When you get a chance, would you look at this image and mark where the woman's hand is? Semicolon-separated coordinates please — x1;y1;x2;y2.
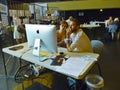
66;27;72;38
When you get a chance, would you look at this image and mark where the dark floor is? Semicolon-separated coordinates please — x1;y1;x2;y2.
99;41;120;90
0;28;120;90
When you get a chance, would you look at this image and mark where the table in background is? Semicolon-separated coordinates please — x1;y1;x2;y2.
80;24;100;28
80;24;101;39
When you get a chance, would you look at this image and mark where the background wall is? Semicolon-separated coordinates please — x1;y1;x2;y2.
7;0;120;24
48;0;120;10
62;8;120;23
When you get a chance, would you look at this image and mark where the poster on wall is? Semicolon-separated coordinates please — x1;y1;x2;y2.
29;3;47;20
0;3;8;26
1;13;8;26
29;3;59;21
0;3;7;13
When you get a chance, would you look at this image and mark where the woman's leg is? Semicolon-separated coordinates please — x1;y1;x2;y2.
111;32;114;40
117;32;120;40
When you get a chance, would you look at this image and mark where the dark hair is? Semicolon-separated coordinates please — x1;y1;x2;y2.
71;18;80;26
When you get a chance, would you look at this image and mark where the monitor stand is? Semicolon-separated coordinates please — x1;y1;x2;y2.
32;39;48;62
32;38;41;56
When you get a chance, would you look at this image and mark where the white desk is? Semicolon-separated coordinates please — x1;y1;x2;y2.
2;42;99;80
80;24;100;28
94;21;105;24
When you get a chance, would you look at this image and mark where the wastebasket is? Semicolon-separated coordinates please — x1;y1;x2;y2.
85;74;104;90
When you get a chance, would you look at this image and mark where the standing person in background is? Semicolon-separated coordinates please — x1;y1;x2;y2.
13;16;22;44
17;23;26;43
57;20;68;47
65;18;93;52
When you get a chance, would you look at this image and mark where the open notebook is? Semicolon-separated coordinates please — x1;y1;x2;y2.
56;56;96;78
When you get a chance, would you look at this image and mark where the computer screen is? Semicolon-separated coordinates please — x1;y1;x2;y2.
25;24;57;54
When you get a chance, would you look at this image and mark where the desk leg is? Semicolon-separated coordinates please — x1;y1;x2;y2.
19;58;22;69
1;52;8;76
96;61;103;77
89;61;103;77
14;58;23;83
22;81;25;90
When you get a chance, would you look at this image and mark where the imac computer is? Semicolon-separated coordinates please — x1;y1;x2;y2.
25;24;57;56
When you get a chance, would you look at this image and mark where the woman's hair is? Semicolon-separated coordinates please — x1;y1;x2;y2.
60;20;68;28
114;17;119;22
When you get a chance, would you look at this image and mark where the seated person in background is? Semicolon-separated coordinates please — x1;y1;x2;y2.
65;18;93;52
108;18;118;40
57;20;68;47
105;16;113;31
114;17;120;40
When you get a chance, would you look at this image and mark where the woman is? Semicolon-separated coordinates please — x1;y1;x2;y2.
57;20;68;47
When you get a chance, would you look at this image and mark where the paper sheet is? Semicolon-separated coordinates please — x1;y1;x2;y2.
56;56;95;77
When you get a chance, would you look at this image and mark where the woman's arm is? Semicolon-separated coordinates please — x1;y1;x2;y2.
66;30;83;52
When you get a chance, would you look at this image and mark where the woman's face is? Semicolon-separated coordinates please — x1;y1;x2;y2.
60;23;67;30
